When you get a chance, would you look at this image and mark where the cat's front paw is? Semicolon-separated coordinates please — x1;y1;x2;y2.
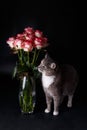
67;102;72;108
53;111;59;116
45;108;50;113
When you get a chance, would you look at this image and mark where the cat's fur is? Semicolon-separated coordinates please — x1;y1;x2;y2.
38;54;79;116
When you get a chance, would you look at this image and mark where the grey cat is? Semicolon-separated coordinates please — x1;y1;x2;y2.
38;54;79;116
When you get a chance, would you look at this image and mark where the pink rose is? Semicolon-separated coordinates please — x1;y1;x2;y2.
34;37;48;49
7;37;15;48
7;27;48;52
14;39;22;49
22;40;33;52
25;33;34;42
24;27;34;35
35;30;43;38
34;37;44;49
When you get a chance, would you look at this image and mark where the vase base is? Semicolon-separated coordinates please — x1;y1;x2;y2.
21;110;34;115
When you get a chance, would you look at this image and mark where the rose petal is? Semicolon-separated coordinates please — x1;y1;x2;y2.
35;30;43;38
24;27;34;34
7;37;15;48
22;40;33;52
14;39;22;49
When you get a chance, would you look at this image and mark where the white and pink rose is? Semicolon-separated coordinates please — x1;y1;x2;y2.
22;40;33;52
35;30;43;38
24;27;34;35
7;27;48;51
7;37;15;48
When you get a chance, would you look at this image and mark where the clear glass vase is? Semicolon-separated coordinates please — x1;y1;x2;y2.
19;75;36;114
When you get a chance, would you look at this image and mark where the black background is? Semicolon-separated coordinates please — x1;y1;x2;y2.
0;0;87;130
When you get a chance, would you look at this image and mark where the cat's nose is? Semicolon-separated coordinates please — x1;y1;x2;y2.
38;65;41;72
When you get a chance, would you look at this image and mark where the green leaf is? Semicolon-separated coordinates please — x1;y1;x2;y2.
12;65;17;78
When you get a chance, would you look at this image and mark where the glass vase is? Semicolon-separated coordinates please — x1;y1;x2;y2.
18;74;36;114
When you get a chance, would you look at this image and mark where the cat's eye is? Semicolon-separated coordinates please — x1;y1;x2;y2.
42;65;46;68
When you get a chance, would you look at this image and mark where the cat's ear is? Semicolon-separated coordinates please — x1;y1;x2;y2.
50;63;56;69
45;53;49;59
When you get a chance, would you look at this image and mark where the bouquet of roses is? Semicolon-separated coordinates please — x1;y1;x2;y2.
6;27;48;78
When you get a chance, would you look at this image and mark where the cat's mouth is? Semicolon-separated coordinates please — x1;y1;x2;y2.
38;66;42;73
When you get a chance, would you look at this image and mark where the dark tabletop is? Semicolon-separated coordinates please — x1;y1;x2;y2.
0;1;87;129
0;72;87;130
